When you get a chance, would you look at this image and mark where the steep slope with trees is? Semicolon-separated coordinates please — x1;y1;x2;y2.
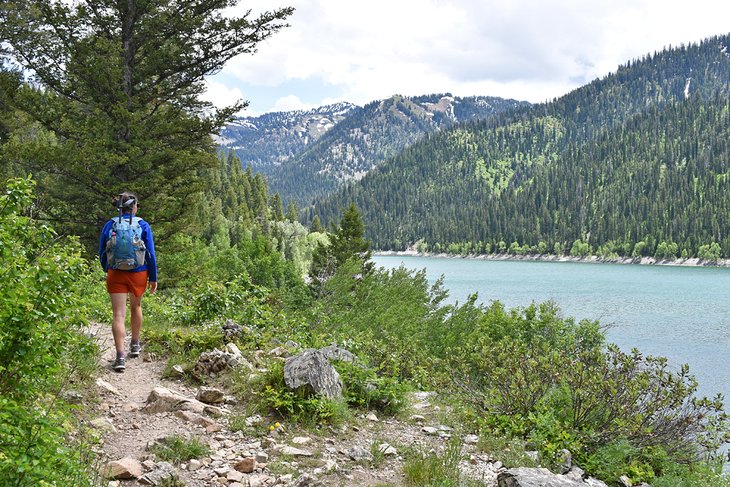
312;34;730;258
226;94;529;205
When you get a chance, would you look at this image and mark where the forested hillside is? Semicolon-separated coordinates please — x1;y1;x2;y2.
312;35;730;258
226;94;528;205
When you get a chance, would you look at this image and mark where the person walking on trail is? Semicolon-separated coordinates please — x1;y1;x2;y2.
98;191;158;372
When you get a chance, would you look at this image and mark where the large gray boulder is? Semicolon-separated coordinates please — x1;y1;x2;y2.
498;467;609;487
284;349;343;399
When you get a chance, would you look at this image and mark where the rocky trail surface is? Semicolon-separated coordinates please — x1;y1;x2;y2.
87;324;613;487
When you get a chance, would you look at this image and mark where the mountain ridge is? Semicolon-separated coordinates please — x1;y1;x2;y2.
220;93;530;204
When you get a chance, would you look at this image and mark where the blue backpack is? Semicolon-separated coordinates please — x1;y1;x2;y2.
106;215;146;270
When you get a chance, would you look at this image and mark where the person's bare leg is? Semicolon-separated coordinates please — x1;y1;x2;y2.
110;293;128;356
129;293;143;343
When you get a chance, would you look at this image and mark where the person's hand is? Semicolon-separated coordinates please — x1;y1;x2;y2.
148;281;158;294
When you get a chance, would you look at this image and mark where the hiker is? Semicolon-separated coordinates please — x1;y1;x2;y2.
98;191;158;372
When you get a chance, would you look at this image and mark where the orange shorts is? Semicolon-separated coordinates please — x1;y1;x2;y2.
106;269;149;297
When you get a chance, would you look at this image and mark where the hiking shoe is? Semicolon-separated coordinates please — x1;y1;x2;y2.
129;342;142;358
112;356;126;371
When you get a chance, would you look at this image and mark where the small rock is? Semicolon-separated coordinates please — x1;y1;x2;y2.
281;446;313;457
565;466;585;481
138;462;176;485
170;364;186;377
102;457;143;479
141;460;156;471
410;414;426;422
96;378;121;395
213;466;230;476
234;457;256;473
227;469;245;481
292;473;320;486
378;443;397;456
291;436;311;445
197;386;225;404
255;451;269;463
619;475;632;487
366;412;379;422
122;402;139;412
463;434;479;444
188;459;202;471
346;446;373;463
422;426;439;435
525;450;539;462
250;474;275;487
91;417;117;433
61;389;83;403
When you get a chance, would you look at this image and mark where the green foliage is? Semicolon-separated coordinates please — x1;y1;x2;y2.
447;301;728;478
314;263;447;383
403;436;478;487
0;177;99;485
149;435;210;463
255;361;349;426
1;1;294;247
310;203;372;293
335;360;409;415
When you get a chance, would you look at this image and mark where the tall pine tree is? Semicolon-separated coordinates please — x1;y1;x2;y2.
0;0;293;245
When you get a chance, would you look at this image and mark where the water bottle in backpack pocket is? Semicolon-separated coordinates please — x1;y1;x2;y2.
106;216;146;270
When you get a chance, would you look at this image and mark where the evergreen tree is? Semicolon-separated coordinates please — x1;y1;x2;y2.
285;198;299;222
309;215;324;233
0;0;293;245
310;203;372;294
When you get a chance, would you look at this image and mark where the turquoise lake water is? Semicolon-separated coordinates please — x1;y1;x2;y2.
372;255;730;401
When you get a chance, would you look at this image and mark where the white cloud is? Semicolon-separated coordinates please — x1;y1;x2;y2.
270;95;315;112
201;80;245;109
213;0;730;111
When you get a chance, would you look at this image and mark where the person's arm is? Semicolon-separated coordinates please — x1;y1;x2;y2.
98;220;111;270
141;220;158;285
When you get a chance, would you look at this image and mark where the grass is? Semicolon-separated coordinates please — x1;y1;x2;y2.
476;434;539;468
149;435;210;463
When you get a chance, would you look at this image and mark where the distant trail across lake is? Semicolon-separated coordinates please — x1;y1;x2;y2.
373;255;730;401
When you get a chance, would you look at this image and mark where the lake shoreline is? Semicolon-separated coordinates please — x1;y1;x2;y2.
374;250;730;268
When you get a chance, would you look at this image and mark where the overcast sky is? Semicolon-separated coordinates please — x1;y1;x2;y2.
203;0;730;116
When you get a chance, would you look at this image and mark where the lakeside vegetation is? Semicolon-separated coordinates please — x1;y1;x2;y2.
2;168;730;486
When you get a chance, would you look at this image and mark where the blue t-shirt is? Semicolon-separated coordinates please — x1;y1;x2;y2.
99;214;158;282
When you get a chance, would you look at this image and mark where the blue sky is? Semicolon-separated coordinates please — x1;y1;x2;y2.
204;0;730;116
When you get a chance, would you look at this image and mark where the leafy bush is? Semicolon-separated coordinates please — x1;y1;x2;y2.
335;359;409;416
0;177;98;485
448;301;729;478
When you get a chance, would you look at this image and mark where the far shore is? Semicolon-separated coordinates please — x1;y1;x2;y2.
373;250;730;268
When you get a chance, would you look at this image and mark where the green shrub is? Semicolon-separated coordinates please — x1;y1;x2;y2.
449;301;729;480
335;360;409;416
0;177;99;485
403;436;479;487
255;361;349;426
